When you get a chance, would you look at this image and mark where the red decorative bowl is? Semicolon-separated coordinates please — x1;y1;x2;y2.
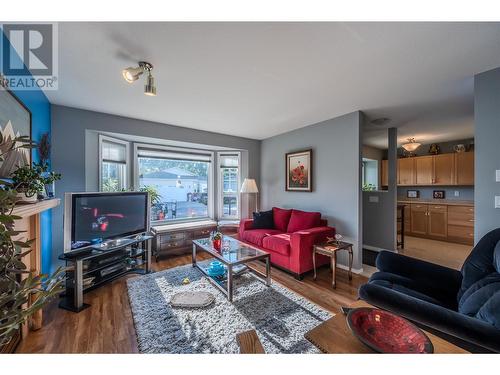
346;308;434;353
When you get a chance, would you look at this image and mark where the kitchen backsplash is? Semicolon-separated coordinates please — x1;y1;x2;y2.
397;186;474;201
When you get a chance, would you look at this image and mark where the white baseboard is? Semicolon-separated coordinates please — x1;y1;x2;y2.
363;244;396;253
336;263;364;274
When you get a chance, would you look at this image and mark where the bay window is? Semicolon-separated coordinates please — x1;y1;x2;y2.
136;146;212;223
99;136;128;192
219;153;240;219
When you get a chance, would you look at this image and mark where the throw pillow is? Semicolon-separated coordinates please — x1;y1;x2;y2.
287;209;321;233
252;210;274;229
272;207;293;232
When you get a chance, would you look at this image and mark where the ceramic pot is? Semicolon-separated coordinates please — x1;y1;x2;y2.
16;190;38;204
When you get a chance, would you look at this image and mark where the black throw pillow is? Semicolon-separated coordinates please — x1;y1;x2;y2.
252;210;274;229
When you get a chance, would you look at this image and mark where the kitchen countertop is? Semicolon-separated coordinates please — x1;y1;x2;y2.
397;199;474;206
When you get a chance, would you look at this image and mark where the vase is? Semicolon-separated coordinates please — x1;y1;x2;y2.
212;238;221;251
44;181;55;198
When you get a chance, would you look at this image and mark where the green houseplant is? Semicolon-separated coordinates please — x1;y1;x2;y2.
0;135;64;346
11;162;61;202
139;185;161;205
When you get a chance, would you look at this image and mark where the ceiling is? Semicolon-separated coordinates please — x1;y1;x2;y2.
45;22;500;145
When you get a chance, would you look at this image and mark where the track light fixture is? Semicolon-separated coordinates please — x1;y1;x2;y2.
122;61;157;96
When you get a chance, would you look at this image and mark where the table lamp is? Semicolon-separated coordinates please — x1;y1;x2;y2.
240;178;259;213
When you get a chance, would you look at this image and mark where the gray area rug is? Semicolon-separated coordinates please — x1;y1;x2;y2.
127;263;333;353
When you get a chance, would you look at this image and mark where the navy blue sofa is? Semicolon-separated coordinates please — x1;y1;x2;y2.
359;228;500;353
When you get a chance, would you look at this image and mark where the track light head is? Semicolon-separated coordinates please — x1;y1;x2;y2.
122;66;143;83
122;62;156;96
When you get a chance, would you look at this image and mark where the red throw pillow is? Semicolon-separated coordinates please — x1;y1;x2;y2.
272;207;293;232
287;209;321;233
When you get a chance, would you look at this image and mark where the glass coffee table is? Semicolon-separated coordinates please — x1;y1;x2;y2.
192;237;271;302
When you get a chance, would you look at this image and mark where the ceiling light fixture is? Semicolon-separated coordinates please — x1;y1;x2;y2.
122;61;156;96
401;137;421;152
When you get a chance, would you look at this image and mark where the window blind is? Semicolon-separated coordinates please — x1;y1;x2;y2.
102;141;127;164
137;148;212;162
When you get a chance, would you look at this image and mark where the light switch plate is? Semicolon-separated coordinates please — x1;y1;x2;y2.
496;196;500;208
369;196;379;203
496;170;500;182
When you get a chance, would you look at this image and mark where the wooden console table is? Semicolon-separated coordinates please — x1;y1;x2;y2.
305;300;468;353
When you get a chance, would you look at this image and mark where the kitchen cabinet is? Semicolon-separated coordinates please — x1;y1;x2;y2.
415;156;433;185
410;204;428;235
398;158;415;185
427;205;447;239
434;153;455;185
403;202;474;245
381;151;474;187
455;152;474;185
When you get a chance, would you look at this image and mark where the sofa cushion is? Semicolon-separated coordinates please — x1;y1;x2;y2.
459;272;500;314
369;271;450;308
262;234;291;256
287;209;321;233
252;210;274;229
476;290;500;329
242;229;283;247
459;229;500;300
272;207;292;232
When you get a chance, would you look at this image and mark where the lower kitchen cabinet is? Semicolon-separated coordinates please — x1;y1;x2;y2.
405;203;473;245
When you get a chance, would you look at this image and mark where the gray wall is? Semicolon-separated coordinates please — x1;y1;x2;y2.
260;111;363;270
363;128;397;252
474;67;500;241
51;105;261;271
362;145;384;188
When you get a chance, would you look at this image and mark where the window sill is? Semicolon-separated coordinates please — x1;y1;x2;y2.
152;219;218;233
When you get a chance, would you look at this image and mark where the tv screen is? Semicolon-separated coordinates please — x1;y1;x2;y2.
70;192;148;250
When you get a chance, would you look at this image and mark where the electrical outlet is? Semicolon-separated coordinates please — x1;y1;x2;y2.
496;196;500;208
496;170;500;182
369;196;379;203
454;191;460;197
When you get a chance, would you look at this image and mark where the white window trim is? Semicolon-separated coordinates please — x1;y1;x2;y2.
217;151;241;220
133;142;215;224
98;134;131;191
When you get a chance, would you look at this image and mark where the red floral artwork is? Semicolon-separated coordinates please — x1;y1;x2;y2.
291;163;306;185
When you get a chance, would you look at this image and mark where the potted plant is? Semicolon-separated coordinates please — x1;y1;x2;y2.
10;163;61;203
0;136;63;347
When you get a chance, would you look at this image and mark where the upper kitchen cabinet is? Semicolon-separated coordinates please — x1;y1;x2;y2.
414;156;433;185
381;151;474;187
434;153;455;185
455;151;474;185
398;158;415;185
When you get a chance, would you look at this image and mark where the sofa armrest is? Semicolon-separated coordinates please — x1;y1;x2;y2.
239;219;254;238
289;226;335;273
359;283;500;353
376;250;462;295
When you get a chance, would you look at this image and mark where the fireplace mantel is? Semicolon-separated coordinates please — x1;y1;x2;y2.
7;198;60;353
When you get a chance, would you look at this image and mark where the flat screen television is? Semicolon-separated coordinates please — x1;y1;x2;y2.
63;192;150;252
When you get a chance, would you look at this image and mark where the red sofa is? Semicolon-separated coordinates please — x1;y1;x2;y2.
239;207;335;278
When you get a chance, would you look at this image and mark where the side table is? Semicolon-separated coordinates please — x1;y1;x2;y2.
313;241;353;288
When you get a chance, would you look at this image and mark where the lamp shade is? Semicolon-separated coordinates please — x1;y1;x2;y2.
240;178;259;194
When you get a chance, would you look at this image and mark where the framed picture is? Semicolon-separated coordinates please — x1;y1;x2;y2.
433;190;445;199
285;149;312;192
0;88;32;178
407;190;419;198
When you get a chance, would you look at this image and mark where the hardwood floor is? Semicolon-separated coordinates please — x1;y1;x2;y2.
16;253;366;353
399;235;473;270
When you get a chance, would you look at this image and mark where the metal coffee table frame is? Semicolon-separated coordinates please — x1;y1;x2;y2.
192;238;271;302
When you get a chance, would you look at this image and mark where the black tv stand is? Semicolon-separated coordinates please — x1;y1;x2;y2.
58;234;154;312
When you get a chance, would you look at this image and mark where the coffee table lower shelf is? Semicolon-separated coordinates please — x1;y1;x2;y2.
192;241;271;302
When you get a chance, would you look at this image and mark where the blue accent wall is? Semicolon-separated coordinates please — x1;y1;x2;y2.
1;31;53;274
